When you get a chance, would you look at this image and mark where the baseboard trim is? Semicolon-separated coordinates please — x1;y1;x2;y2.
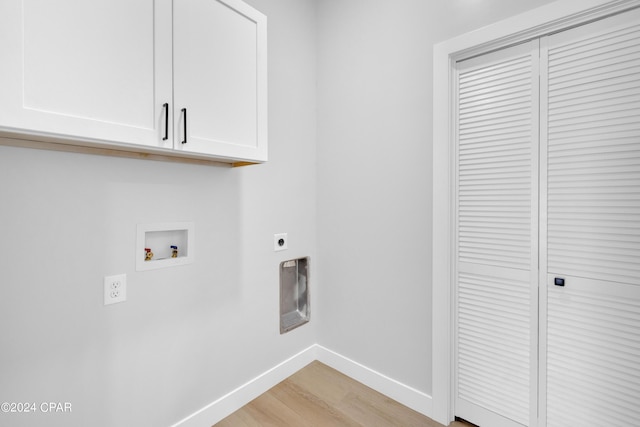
315;345;433;417
170;344;318;427
171;344;433;426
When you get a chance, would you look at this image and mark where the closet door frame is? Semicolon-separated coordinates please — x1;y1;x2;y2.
432;1;640;425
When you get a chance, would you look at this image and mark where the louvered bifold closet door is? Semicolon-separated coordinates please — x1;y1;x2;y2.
541;8;640;427
455;40;538;427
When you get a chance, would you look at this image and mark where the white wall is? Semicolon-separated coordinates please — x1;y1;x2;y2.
316;0;556;396
0;0;316;426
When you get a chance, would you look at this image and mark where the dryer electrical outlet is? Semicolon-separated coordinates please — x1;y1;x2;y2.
274;233;288;251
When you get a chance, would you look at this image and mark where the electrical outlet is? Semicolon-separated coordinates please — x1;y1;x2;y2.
274;233;288;251
104;274;127;305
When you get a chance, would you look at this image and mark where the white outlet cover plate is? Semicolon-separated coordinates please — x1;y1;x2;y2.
104;274;127;305
274;233;288;251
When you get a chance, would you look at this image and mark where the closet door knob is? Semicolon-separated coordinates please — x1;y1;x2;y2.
554;277;565;287
181;108;187;144
162;103;169;141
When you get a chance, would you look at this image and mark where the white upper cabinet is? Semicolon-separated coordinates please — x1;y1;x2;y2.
0;0;173;150
0;0;267;164
173;0;268;162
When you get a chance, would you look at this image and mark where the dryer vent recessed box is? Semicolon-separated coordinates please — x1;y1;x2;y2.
280;257;310;334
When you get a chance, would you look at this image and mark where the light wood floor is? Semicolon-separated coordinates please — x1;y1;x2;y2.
214;361;470;427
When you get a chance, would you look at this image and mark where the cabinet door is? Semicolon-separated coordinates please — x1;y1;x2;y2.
0;0;172;149
173;0;267;163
